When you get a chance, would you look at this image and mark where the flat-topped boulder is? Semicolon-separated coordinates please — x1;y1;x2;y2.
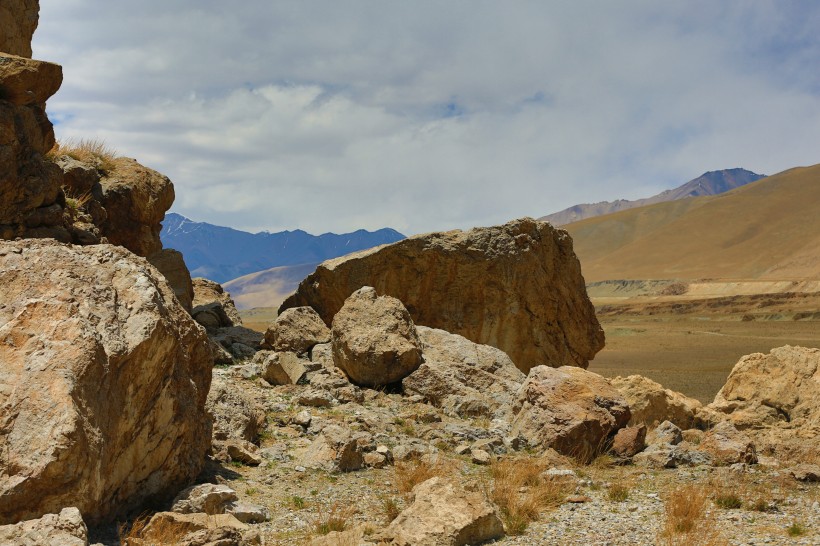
0;54;62;105
281;217;603;372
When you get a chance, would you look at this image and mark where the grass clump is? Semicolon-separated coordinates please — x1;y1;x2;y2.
312;502;354;535
382;496;401;523
659;484;728;546
713;491;743;509
607;482;630;502
489;457;569;535
787;522;807;537
118;512;190;545
48;138;118;174
393;456;457;494
288;495;306;510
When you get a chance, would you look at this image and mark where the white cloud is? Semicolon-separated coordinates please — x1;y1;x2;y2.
34;1;820;234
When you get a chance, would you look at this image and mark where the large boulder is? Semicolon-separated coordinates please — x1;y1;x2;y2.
0;0;39;58
403;326;525;420
263;306;330;354
192;278;243;329
375;477;504;546
706;346;820;436
0;507;87;546
281;217;604;372
331;287;423;387
0;53;62;106
148;248;194;313
0;240;213;524
510;365;631;460
207;375;265;443
609;375;702;429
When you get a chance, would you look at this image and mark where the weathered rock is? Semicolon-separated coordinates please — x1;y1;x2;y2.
707;346;820;435
331;287;422;387
171;483;238;515
207;376;265;442
510;365;630;461
309;342;334;369
94;157;174;256
226;502;270;524
263;306;330;354
0;507;87;546
404;326;525;420
650;421;683;446
193;278;243;329
148;248;194;312
632;442;713;469
375;477;504;546
0;54;62;105
225;440;262;466
788;463;820;482
257;350;308;385
282;217;603;372
299;424;368;472
611;425;646;458
699;422;757;465
297;388;336;408
0;241;213;524
0;0;39;57
136;512;248;546
609;375;702;429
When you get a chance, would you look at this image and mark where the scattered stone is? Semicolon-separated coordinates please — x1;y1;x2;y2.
281;217;604;372
650;421;683;446
471;449;492;465
510;365;630;460
297;389;336;408
331;287;423;387
225;440;263;466
611;425;647;458
700;422;757;465
0;507;87;546
257;351;308;385
171;484;238;515
227;502;270;524
299;425;368;472
263;306;330;354
788;464;820;483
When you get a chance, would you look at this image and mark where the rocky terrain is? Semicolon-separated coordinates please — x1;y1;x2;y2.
0;3;818;546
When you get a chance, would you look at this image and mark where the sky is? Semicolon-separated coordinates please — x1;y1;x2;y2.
34;1;820;236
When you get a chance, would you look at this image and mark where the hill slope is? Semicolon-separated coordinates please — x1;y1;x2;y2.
564;163;820;282
160;213;405;283
540;168;764;225
224;262;318;310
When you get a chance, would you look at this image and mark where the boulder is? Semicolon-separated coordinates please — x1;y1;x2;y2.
0;240;213;524
706;346;820;435
263;306;330;354
0;0;39;58
509;365;630;460
403;326;525;420
256;350;308;385
0;507;87;546
97;157;175;257
0;54;62;105
171;483;238;515
298;424;369;472
611;425;646;458
375;477;504;546
148;248;194;313
193;278;243;328
281;217;603;372
207;376;265;442
650;420;683;446
609;375;702;429
699;422;757;465
331;287;422;387
134;512;248;546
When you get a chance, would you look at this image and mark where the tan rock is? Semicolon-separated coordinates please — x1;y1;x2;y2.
510;366;631;461
788;463;820;482
281;217;603;372
257;350;308;385
171;483;238;515
148;248;194;312
0;507;87;546
707;346;820;434
403;326;525;420
609;375;702;429
263;306;330;354
225;440;262;466
331;287;422;387
0;241;213;524
193;278;243;328
0;53;62;105
97;157;175;257
299;424;367;472
376;476;504;545
207;376;265;442
699;422;757;465
0;0;39;58
611;425;646;458
135;512;248;546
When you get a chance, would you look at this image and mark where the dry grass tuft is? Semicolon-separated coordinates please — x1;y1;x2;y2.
118;513;189;545
607;482;630;502
659;484;728;546
393;456;458;494
382;496;401;523
312;501;356;536
489;457;570;535
48;138;118;174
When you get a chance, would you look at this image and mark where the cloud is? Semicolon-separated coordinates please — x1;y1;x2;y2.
34;1;820;234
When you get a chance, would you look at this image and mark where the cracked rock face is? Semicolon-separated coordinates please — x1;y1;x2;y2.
282;217;603;373
0;240;213;524
0;0;39;58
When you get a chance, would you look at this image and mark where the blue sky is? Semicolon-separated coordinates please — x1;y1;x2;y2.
34;1;820;235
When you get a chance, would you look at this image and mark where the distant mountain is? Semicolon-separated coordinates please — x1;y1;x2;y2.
564;163;820;282
224;263;317;310
540;168;765;226
160;213;405;283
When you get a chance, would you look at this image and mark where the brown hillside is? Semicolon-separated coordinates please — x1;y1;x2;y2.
565;163;820;281
223;262;316;310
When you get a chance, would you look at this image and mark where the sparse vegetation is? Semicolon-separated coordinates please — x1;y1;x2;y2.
662;484;708;535
61;186;92;222
607;482;630;502
787;522;807;537
288;495;306;510
118;512;189;545
382;496;401;523
713;491;742;509
393;457;457;494
312;501;354;535
48;138;119;175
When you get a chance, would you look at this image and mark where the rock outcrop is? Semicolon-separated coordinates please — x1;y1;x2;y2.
510;366;630;460
331;287;423;387
403;326;525;420
148;248;194;312
207;375;265;443
0;0;39;58
0;240;213;524
0;507;87;546
192;278;243;329
281;218;603;372
609;375;702;429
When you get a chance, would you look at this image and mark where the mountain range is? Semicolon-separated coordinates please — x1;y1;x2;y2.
160;213;405;283
540;168;765;225
564;163;820;281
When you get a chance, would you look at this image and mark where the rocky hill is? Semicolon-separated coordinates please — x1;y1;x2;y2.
540;168;764;226
160;212;405;283
564;163;820;282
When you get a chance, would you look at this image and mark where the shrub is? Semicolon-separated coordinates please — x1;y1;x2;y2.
787;522;807;537
312;502;354;535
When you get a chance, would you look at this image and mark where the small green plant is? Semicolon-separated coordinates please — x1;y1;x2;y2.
228;460;244;468
787;522;806;537
382;497;401;523
607;483;629;502
245;487;258;496
713;492;742;509
289;495;305;509
749;497;769;512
